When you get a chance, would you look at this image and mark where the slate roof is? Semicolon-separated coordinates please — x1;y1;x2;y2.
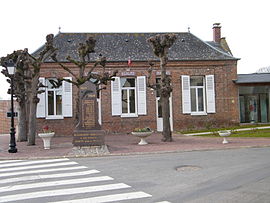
206;41;232;56
33;32;238;62
236;73;270;84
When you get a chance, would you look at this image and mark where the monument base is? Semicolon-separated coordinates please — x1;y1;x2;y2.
71;145;109;156
73;129;105;146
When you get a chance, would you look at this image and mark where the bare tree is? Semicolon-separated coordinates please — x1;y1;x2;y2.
1;49;29;142
1;34;57;145
147;34;177;142
52;36;118;126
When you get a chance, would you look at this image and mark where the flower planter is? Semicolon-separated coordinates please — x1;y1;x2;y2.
218;130;231;144
38;132;55;149
131;131;153;145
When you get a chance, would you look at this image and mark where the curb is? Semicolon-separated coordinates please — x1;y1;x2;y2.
1;145;270;160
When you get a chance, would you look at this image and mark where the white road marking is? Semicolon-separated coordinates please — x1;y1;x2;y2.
0;160;23;164
0;158;69;168
0;176;113;192
0;161;78;172
0;169;100;184
155;201;171;203
49;191;152;203
0;183;131;203
0;166;87;178
0;159;161;203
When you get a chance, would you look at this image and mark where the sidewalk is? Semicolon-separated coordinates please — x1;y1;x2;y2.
1;133;270;159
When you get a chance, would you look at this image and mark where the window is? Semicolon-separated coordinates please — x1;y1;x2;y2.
182;75;215;115
190;76;205;114
111;76;147;117
36;77;73;119
121;78;136;115
46;78;63;118
239;86;270;123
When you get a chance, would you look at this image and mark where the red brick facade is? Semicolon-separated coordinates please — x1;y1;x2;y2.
0;100;18;134
34;59;239;136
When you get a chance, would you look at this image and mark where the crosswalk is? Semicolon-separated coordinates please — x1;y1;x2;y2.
0;158;170;203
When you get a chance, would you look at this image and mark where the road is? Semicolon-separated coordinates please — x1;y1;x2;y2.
0;147;270;202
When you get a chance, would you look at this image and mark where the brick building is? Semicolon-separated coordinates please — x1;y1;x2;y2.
0;100;18;134
32;23;239;136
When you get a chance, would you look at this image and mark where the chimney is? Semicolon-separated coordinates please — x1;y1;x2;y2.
213;23;221;43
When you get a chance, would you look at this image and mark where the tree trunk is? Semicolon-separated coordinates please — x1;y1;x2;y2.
75;86;81;128
161;94;172;141
27;75;39;145
160;56;172;142
17;102;27;142
27;97;38;145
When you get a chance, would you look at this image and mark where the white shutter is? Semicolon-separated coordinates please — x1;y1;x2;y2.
111;77;121;116
206;75;216;113
137;76;147;115
181;75;191;114
36;77;46;118
63;77;73;117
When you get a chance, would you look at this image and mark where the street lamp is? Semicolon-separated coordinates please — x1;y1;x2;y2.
6;59;18;153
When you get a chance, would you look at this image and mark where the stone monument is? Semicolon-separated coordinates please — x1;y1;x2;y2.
73;81;106;153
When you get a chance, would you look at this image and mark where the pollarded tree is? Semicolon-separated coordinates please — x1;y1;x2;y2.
1;34;57;145
1;49;29;142
52;36;118;126
147;34;177;142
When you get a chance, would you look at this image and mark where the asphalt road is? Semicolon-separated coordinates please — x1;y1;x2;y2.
71;147;270;203
1;147;270;203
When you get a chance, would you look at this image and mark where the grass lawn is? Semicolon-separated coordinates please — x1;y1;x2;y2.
180;124;270;138
193;129;270;137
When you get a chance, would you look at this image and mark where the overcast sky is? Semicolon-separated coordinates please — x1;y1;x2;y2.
0;0;269;99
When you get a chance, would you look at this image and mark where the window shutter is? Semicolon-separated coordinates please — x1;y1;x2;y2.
206;75;216;113
111;77;121;115
181;75;191;114
63;77;73;117
36;77;46;118
137;76;147;115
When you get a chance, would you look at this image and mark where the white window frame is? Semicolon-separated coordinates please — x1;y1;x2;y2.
190;75;207;115
182;75;215;116
45;78;64;119
120;78;138;117
190;79;207;116
111;76;147;117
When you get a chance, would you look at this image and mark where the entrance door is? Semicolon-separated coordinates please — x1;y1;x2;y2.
156;96;173;132
247;95;258;123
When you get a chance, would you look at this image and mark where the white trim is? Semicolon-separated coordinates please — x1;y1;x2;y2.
206;75;216;113
120;114;138;118
111;77;122;116
45;115;64;120
97;97;102;125
62;77;73;117
36;77;46;118
189;76;207;115
190;86;206;114
46;79;64;118
181;75;191;114
156;95;173;132
191;112;207;116
137;76;147;115
121;79;137;115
